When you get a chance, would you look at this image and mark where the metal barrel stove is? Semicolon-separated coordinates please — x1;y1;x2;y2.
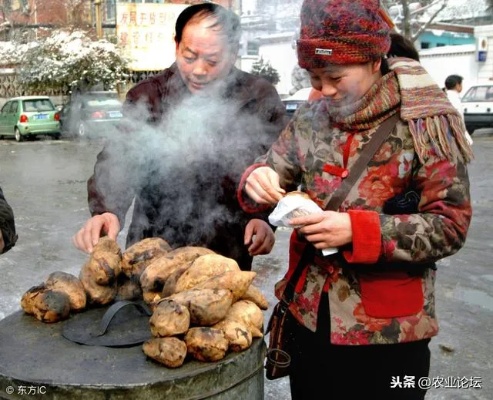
0;304;266;400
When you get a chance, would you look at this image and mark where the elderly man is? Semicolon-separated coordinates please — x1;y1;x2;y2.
73;3;288;270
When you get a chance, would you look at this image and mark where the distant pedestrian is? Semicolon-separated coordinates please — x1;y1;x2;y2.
445;74;473;144
0;186;17;254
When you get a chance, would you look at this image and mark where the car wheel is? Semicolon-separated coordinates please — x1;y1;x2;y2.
14;128;23;142
53;133;61;140
78;122;87;138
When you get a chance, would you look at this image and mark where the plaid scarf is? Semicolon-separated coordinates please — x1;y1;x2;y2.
390;57;473;164
327;57;473;164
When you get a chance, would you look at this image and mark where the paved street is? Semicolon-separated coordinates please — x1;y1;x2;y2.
0;130;492;399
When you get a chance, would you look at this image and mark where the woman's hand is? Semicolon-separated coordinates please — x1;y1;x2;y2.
245;166;285;205
290;211;353;250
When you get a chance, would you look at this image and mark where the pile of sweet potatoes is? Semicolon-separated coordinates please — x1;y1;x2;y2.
20;236;269;367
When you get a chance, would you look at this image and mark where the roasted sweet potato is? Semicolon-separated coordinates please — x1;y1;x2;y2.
194;270;256;302
140;246;214;293
160;261;194;298
240;283;269;310
149;299;190;337
143;290;162;306
20;283;46;315
121;237;172;279
92;236;122;257
223;300;264;338
173;254;240;294
185;327;229;362
83;251;121;286
116;275;143;302
165;288;234;326
78;237;123;306
213;319;252;352
21;285;71;323
143;337;188;368
45;271;87;312
79;261;117;305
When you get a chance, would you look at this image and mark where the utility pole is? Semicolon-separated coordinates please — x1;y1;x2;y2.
93;0;103;39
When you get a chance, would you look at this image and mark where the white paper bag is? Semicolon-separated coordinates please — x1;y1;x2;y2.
268;195;338;256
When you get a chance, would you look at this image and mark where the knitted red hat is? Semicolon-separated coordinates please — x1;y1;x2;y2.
297;0;391;68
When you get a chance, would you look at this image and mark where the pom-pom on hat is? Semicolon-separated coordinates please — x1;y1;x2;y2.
297;0;392;69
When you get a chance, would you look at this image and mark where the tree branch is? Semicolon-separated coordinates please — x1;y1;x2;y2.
411;1;448;42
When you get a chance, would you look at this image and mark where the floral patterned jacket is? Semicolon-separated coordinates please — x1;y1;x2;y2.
238;98;472;345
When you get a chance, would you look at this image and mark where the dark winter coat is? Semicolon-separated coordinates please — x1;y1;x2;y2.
0;186;17;254
88;63;288;270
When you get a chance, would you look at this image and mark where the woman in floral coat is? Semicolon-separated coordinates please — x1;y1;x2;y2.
237;1;473;399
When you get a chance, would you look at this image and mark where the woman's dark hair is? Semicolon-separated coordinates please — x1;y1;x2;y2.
445;74;463;90
174;3;241;49
381;33;420;75
388;33;420;61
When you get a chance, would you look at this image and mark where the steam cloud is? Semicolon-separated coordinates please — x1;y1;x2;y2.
97;82;275;248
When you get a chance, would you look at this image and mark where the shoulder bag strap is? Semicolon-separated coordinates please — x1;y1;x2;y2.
325;112;400;211
280;244;315;304
281;113;400;303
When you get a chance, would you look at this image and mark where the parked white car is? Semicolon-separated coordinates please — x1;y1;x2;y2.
461;84;493;134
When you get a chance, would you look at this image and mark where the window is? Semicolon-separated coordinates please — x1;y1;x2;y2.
86;99;121;107
1;102;12;113
486;87;493;100
105;0;116;21
247;41;260;56
23;102;37;112
23;99;55;112
462;86;493;102
421;42;430;49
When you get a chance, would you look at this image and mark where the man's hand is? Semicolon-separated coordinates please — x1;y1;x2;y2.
245;166;285;205
244;219;275;256
72;212;121;253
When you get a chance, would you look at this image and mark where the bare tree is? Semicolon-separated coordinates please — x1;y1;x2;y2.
64;0;92;31
383;0;448;42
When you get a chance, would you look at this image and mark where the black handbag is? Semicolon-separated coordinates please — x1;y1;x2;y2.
265;246;314;380
382;188;420;215
264;114;400;380
264;301;296;379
